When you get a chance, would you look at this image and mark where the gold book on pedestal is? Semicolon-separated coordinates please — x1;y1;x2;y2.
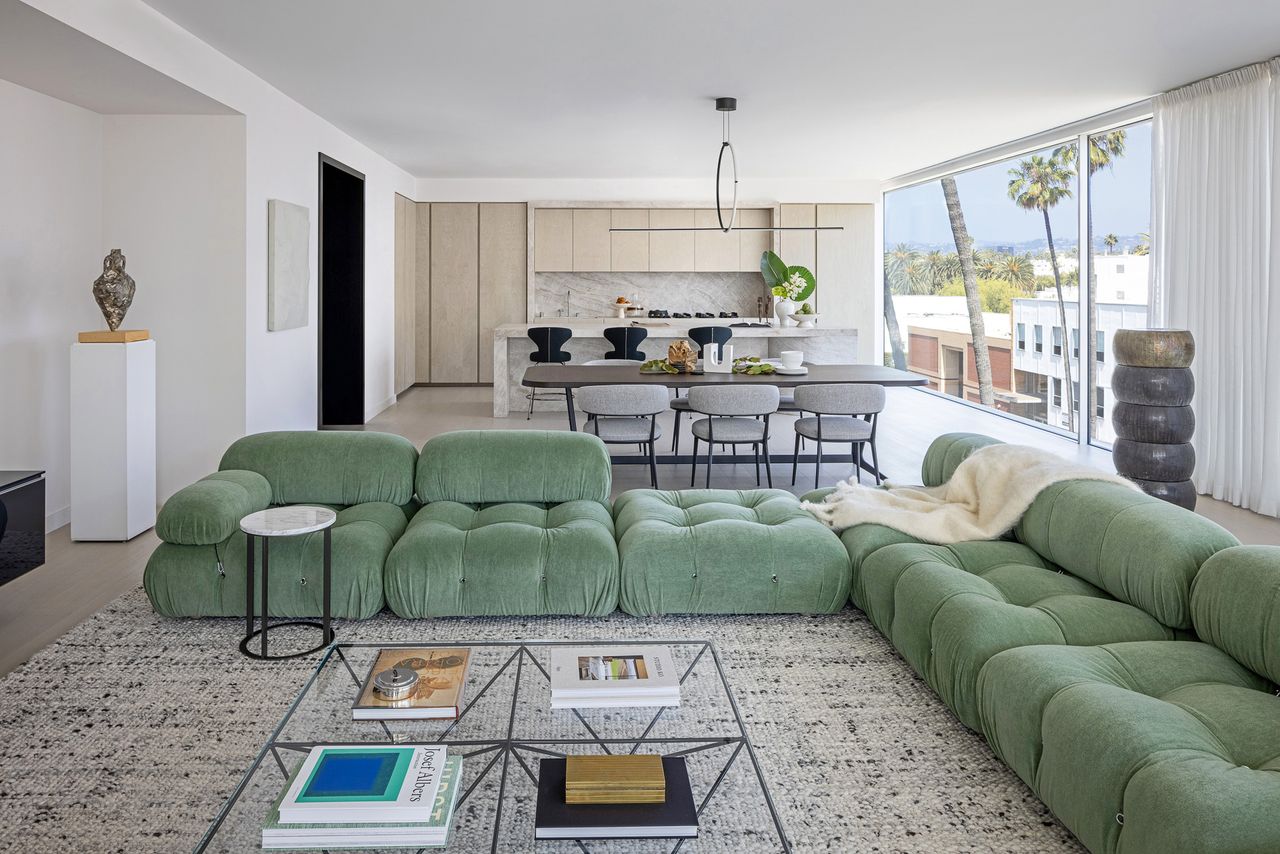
564;754;666;804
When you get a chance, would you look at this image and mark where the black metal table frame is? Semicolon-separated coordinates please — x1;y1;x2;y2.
240;526;334;660
196;639;792;853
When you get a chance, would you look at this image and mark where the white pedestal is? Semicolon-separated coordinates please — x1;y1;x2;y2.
70;340;156;540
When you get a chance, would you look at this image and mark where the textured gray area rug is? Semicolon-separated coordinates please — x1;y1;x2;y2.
0;590;1084;853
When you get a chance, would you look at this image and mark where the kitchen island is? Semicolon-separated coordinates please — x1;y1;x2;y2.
493;320;858;416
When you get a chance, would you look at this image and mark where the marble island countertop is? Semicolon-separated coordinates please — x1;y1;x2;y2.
494;320;855;338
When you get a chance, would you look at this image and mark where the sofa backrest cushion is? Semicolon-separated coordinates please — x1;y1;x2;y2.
1191;545;1280;684
1016;479;1239;630
921;433;1005;487
219;430;418;506
156;469;272;545
417;430;611;505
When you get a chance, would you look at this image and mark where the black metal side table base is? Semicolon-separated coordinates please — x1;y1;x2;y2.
239;622;334;661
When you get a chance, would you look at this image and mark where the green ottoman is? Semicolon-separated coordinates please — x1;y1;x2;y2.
614;489;851;615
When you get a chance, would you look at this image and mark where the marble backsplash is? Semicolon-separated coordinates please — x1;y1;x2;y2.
535;271;769;320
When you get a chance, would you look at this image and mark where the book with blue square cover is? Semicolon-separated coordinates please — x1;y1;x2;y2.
278;745;446;824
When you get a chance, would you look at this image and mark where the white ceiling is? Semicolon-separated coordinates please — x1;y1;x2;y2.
0;0;233;115
139;0;1280;180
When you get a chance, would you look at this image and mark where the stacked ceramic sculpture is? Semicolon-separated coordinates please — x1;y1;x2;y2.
1110;329;1197;509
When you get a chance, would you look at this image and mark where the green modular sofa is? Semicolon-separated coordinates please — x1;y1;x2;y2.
144;431;418;619
383;430;619;618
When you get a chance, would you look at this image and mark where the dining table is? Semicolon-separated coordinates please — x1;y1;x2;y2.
521;363;929;477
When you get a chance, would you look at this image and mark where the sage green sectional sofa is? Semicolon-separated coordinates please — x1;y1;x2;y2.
145;427;1280;853
144;431;418;620
384;430;619;618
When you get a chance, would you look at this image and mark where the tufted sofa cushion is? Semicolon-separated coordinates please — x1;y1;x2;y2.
1191;545;1280;684
856;539;1175;729
976;641;1280;854
416;430;611;505
613;489;850;615
155;469;272;545
144;501;408;620
1014;479;1237;629
383;500;618;618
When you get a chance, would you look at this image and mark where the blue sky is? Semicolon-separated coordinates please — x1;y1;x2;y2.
885;121;1151;249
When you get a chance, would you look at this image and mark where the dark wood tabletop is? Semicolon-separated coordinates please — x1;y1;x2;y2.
522;363;929;389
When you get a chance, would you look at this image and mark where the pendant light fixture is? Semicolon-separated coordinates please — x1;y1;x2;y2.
609;97;843;234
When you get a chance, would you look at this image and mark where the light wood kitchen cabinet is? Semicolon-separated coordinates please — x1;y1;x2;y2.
817;203;875;363
736;207;773;272
393;194;417;394
534;208;573;271
780;204;817;272
413;202;431;383
610;209;649;271
572;209;612;271
479;203;528;382
694;209;739;272
430;203;480;383
648;209;696;271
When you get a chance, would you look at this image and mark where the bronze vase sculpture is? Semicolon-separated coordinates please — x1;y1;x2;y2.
92;249;136;332
1110;329;1196;509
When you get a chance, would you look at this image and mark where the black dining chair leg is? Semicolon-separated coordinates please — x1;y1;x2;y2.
855;443;863;484
870;439;881;485
527;390;536;420
753;444;761;486
705;440;714;489
764;441;774;488
689;437;699;487
649;441;659;489
672;410;682;454
814;439;823;490
790;432;801;486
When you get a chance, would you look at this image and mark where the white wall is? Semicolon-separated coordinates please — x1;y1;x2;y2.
101;114;247;500
25;0;418;428
0;80;103;528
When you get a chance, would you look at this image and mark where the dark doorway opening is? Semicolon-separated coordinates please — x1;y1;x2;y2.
318;154;365;427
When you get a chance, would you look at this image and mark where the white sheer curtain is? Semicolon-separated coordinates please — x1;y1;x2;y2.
1152;59;1280;517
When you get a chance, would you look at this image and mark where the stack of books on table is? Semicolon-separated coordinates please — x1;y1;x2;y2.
261;744;462;850
350;647;472;720
548;646;680;709
535;755;698;840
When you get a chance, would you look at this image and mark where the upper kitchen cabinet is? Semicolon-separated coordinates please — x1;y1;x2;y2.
694;209;739;271
780;204;817;271
572;208;612;271
736;207;772;272
534;208;573;271
610;209;649;271
648;209;696;271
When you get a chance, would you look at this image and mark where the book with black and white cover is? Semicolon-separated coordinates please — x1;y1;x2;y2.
549;646;680;707
534;756;698;839
277;744;447;825
262;754;463;849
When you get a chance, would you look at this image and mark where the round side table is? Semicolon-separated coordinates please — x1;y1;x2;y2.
239;505;337;660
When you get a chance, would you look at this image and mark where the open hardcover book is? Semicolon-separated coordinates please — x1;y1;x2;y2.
352;647;472;720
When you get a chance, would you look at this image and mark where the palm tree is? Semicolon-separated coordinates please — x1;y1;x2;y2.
974;248;1000;280
1103;233;1118;254
995;254;1036;290
941;176;995;406
921;250;959;293
882;245;918;369
1009;151;1077;429
1057;130;1127;435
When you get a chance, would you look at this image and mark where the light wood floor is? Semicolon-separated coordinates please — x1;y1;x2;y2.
4;385;1277;677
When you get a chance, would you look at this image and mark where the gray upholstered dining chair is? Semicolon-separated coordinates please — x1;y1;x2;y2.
790;384;885;488
576;384;669;488
687;385;780;488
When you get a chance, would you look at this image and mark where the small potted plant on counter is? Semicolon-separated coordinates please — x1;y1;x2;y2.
760;250;815;327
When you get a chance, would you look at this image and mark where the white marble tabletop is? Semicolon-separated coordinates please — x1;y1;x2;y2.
240;505;337;537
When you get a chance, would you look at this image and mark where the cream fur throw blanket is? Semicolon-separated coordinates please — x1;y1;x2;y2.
802;443;1136;543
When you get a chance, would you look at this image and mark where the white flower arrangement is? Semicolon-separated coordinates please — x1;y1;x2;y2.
773;271;807;301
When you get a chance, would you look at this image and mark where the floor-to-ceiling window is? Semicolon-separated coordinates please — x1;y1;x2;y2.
883;116;1152;445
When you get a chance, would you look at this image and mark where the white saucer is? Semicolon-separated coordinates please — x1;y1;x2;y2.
774;366;808;375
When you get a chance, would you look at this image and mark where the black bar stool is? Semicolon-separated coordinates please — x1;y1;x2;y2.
672;326;735;455
527;327;572;419
603;326;648;361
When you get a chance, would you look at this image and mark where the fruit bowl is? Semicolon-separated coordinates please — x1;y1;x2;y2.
789;313;820;328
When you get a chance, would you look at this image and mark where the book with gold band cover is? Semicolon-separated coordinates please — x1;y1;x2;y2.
352;647;472;720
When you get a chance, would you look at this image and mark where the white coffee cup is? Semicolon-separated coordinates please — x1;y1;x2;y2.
779;350;803;369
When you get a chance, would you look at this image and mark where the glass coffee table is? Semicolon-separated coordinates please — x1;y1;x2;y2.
196;640;792;852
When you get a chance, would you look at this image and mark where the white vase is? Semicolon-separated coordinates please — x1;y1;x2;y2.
774;298;798;327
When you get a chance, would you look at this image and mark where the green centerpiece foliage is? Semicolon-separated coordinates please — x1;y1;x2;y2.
761;250;816;301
